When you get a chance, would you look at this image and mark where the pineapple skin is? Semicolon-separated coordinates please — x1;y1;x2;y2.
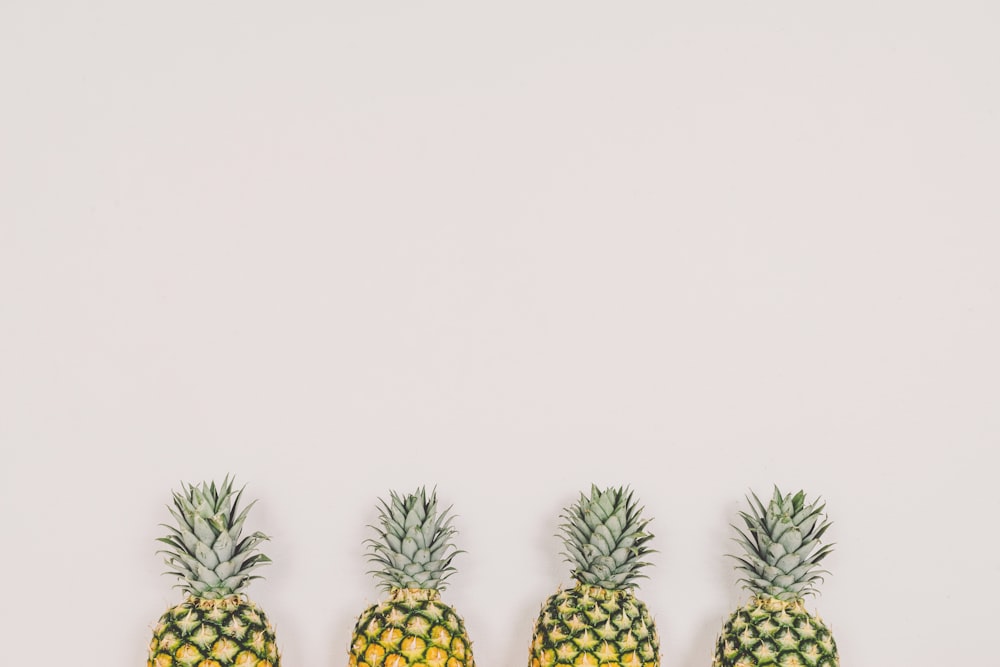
149;596;280;667
349;588;474;667
530;584;659;667
713;598;838;667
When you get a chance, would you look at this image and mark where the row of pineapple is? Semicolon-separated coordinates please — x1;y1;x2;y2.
148;479;840;667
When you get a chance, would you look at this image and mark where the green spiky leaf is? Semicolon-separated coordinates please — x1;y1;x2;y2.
559;485;654;591
728;486;833;602
157;475;271;599
366;487;462;592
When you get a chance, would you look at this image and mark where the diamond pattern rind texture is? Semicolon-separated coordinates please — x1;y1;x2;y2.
348;590;474;667
148;596;280;667
530;585;660;667
712;598;839;667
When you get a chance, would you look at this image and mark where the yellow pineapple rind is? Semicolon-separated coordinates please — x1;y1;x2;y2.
530;585;659;667
349;588;474;667
712;598;838;667
148;596;280;667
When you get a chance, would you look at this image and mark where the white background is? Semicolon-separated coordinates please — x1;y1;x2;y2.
1;2;998;666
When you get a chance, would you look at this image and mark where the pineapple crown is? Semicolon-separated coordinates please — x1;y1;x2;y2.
730;486;834;602
157;475;272;599
559;484;654;591
366;487;461;592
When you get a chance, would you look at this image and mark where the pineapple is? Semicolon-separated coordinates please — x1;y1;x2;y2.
713;487;838;667
348;488;475;667
529;485;660;667
149;477;280;667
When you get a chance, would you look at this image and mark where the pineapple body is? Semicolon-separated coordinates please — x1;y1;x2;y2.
713;598;837;667
150;477;280;667
149;596;279;667
530;486;659;667
350;588;473;667
714;488;839;667
531;585;658;667
351;489;474;667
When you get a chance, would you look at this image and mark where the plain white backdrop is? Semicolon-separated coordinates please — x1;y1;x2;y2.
1;2;998;666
